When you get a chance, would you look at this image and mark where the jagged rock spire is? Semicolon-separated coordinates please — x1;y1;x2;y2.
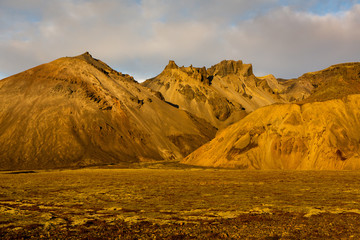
164;60;179;70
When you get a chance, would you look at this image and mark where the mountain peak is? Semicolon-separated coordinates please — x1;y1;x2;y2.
208;60;253;77
76;51;99;63
81;51;92;57
164;60;179;70
73;51;117;76
75;51;97;62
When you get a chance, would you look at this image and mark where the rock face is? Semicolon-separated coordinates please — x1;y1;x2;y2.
182;94;360;170
0;53;216;170
142;60;283;129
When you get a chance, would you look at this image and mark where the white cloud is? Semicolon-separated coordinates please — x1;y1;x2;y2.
223;5;360;77
0;0;360;80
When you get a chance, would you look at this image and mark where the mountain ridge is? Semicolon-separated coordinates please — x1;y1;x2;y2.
1;53;360;170
142;59;283;129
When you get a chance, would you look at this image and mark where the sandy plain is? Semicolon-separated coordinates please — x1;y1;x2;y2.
1;163;360;239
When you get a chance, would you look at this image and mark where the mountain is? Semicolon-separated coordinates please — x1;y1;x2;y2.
142;60;284;129
0;52;216;170
182;62;360;170
182;94;360;170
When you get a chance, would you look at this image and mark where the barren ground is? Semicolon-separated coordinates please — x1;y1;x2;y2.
1;163;360;239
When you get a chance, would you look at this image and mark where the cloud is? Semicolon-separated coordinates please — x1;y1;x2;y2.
224;4;360;77
0;0;360;81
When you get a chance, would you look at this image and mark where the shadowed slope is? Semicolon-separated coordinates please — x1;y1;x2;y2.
142;60;284;129
0;53;216;170
182;94;360;170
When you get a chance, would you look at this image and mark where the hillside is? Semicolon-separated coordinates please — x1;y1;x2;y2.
261;62;360;102
297;62;360;102
0;53;216;170
182;94;360;170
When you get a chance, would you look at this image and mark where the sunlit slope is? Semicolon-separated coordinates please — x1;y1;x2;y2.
143;60;284;129
260;62;360;103
0;53;216;170
182;94;360;170
298;62;360;103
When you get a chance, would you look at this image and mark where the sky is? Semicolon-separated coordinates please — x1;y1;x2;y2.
1;0;360;81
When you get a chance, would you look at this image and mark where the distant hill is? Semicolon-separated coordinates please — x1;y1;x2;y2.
0;52;216;170
261;62;360;103
296;62;360;102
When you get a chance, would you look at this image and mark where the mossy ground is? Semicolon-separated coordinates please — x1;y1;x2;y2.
1;166;360;239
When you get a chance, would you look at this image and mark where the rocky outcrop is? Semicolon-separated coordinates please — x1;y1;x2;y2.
164;60;179;70
182;94;360;170
142;60;283;129
0;53;216;170
207;60;253;77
